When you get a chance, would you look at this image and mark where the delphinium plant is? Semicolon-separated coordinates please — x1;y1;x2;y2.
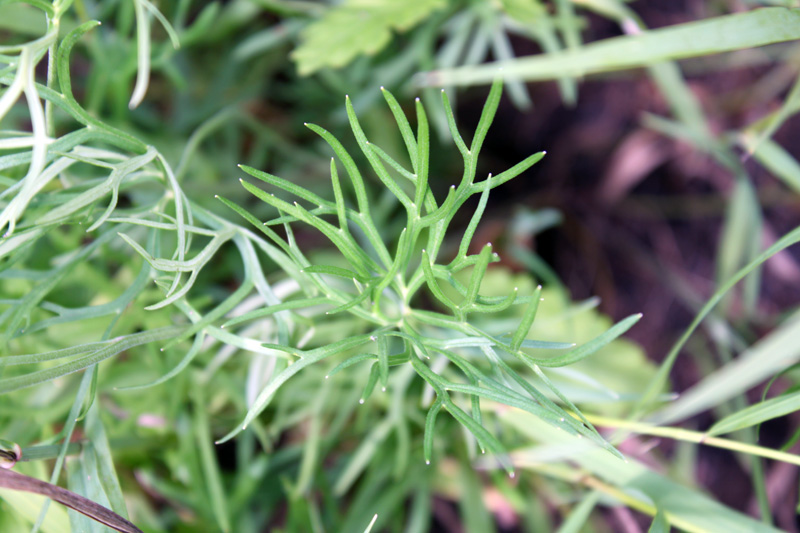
5;1;800;532
215;77;643;462
0;2;642;530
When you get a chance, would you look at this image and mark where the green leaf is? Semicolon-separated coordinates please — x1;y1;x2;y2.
85;405;128;520
648;509;669;533
222;297;331;328
217;333;379;443
643;225;800;422
423;398;444;465
302;264;368;283
556;491;601;533
0;326;185;394
191;380;230;532
526;313;642;368
708;389;800;436
501;409;783;533
420;8;800;86
291;0;447;75
511;284;542;352
741;135;800;194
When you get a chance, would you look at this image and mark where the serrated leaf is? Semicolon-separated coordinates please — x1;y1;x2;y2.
292;0;446;75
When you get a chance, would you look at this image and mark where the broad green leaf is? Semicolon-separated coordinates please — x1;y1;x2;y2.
292;0;447;75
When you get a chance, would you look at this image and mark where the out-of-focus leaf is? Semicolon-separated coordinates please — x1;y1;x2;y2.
740;135;800;194
556;491;600;533
654;309;800;425
648;509;669;533
419;8;800;86
501;408;782;533
292;0;446;75
708;389;800;436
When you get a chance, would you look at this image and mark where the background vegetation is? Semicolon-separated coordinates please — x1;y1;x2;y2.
2;1;800;532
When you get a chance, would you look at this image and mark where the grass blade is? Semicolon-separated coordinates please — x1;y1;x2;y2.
420;8;800;86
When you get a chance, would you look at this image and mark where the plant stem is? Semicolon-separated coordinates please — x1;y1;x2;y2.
586;413;800;467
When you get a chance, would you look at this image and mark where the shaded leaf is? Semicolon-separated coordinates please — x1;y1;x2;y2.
292;0;446;75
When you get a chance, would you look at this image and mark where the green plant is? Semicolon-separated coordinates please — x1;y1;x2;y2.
4;1;800;532
215;78;642;462
0;2;641;529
